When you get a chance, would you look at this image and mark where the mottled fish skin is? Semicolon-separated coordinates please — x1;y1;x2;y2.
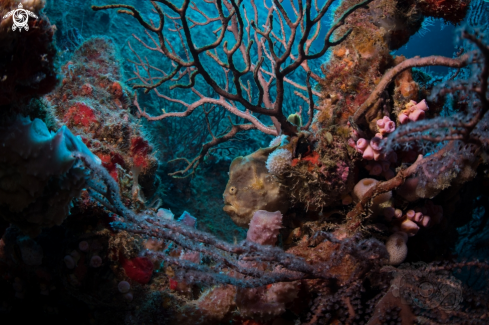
223;147;289;228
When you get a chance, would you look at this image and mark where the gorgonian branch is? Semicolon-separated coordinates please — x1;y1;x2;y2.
345;155;424;234
380;32;489;152
77;150;389;287
167;117;255;178
93;0;371;138
353;52;474;123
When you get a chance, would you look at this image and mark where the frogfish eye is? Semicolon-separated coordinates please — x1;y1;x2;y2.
229;186;237;195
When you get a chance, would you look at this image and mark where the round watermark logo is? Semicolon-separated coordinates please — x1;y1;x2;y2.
391;261;463;311
2;3;38;32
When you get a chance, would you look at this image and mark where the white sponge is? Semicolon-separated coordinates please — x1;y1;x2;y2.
266;148;292;175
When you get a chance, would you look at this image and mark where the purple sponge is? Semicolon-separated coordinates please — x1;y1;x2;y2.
246;210;283;246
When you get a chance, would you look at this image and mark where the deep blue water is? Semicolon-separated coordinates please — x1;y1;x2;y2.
396;19;457;75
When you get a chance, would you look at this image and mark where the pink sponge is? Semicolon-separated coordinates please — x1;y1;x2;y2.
399;99;429;124
376;116;396;135
246;210;283;246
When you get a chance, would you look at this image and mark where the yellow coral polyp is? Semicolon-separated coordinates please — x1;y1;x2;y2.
405;100;416;110
401;100;418;115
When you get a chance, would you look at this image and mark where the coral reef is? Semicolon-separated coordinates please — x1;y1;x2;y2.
44;37;158;202
0;35;162;324
315;0;421;130
1;0;489;324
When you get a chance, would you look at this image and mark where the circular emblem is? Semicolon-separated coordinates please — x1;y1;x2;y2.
391;262;464;311
2;3;38;32
12;7;29;31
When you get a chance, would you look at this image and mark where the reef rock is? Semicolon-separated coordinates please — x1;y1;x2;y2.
45;37;158;203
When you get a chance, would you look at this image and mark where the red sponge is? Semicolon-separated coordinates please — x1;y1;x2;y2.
121;257;154;284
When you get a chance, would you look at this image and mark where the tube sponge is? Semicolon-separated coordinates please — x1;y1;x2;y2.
0;116;100;236
352;178;392;213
